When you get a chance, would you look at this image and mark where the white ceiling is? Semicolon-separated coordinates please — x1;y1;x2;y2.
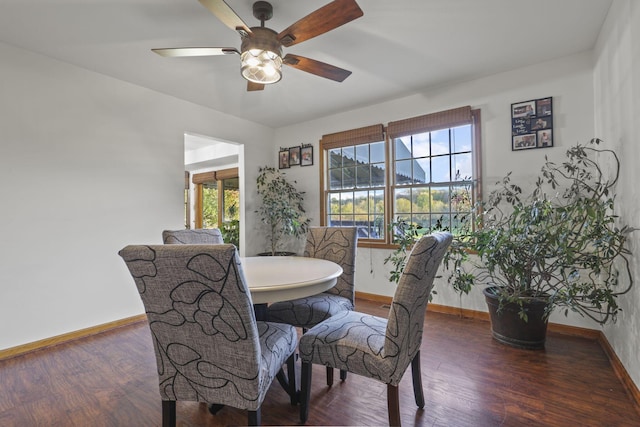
0;0;612;129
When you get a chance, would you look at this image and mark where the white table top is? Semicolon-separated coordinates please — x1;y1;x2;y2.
240;256;343;304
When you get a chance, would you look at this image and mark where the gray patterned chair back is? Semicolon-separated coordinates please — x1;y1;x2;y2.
384;232;452;381
118;244;264;409
303;227;357;302
297;232;453;425
162;228;224;244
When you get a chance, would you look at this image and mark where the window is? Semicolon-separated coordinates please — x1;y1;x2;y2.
321;124;386;240
201;181;219;228
327;141;386;239
392;124;474;232
320;107;481;246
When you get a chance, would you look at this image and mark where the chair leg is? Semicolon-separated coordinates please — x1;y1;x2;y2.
387;384;401;427
300;361;312;424
326;366;334;386
208;403;225;415
275;368;288;391
411;351;425;408
286;353;297;405
327;367;347;384
248;408;261;426
162;400;176;427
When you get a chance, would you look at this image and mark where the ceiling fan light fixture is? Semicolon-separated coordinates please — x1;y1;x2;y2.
241;49;282;84
240;27;283;84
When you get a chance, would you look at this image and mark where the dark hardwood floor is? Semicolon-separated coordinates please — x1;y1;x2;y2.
1;298;638;426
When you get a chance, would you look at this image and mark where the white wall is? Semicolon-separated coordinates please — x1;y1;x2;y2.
0;42;273;350
276;51;599;329
594;0;640;391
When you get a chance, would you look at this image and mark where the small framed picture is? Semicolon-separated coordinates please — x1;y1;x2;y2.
289;146;301;166
279;149;290;169
511;100;536;118
301;146;313;166
537;129;553;148
536;97;552;116
513;134;537;150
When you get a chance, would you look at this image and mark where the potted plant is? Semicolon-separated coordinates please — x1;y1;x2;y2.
384;218;448;290
444;138;634;349
256;166;311;256
221;219;240;248
221;202;240;249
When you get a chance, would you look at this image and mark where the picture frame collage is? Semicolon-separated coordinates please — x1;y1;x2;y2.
511;97;553;151
279;144;313;169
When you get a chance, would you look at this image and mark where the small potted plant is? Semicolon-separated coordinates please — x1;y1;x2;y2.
256;166;311;256
220;201;240;248
444;138;634;349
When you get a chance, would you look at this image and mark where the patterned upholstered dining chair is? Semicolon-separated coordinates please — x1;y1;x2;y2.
267;226;357;385
298;232;453;427
118;244;298;426
162;228;224;244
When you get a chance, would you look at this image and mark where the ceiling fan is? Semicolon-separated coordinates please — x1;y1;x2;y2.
152;0;364;91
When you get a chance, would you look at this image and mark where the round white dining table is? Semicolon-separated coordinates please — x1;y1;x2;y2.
240;256;343;305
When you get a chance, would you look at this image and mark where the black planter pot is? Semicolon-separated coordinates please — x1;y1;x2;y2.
483;286;549;350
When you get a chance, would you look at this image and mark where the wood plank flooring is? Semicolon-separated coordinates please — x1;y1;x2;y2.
1;298;638;426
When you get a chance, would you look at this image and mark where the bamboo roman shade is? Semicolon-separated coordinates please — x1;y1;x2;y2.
192;171;216;185
191;167;238;185
320;124;385;149
387;106;472;139
214;167;238;180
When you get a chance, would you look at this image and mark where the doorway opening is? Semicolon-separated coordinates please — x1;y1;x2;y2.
193;168;240;248
184;133;244;251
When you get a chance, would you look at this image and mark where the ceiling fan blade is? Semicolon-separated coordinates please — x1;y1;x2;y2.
152;47;239;57
198;0;252;37
247;81;265;91
277;0;363;47
283;54;352;82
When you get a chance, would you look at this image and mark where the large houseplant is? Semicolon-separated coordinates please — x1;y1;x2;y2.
256;166;311;256
444;138;634;348
386;139;634;348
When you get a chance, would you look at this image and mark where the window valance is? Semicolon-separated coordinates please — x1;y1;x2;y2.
320;124;385;149
387;106;472;139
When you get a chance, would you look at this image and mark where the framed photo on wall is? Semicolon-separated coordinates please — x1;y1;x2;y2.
511;100;536;118
301;145;313;166
289;146;301;166
279;149;290;169
511;97;553;151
